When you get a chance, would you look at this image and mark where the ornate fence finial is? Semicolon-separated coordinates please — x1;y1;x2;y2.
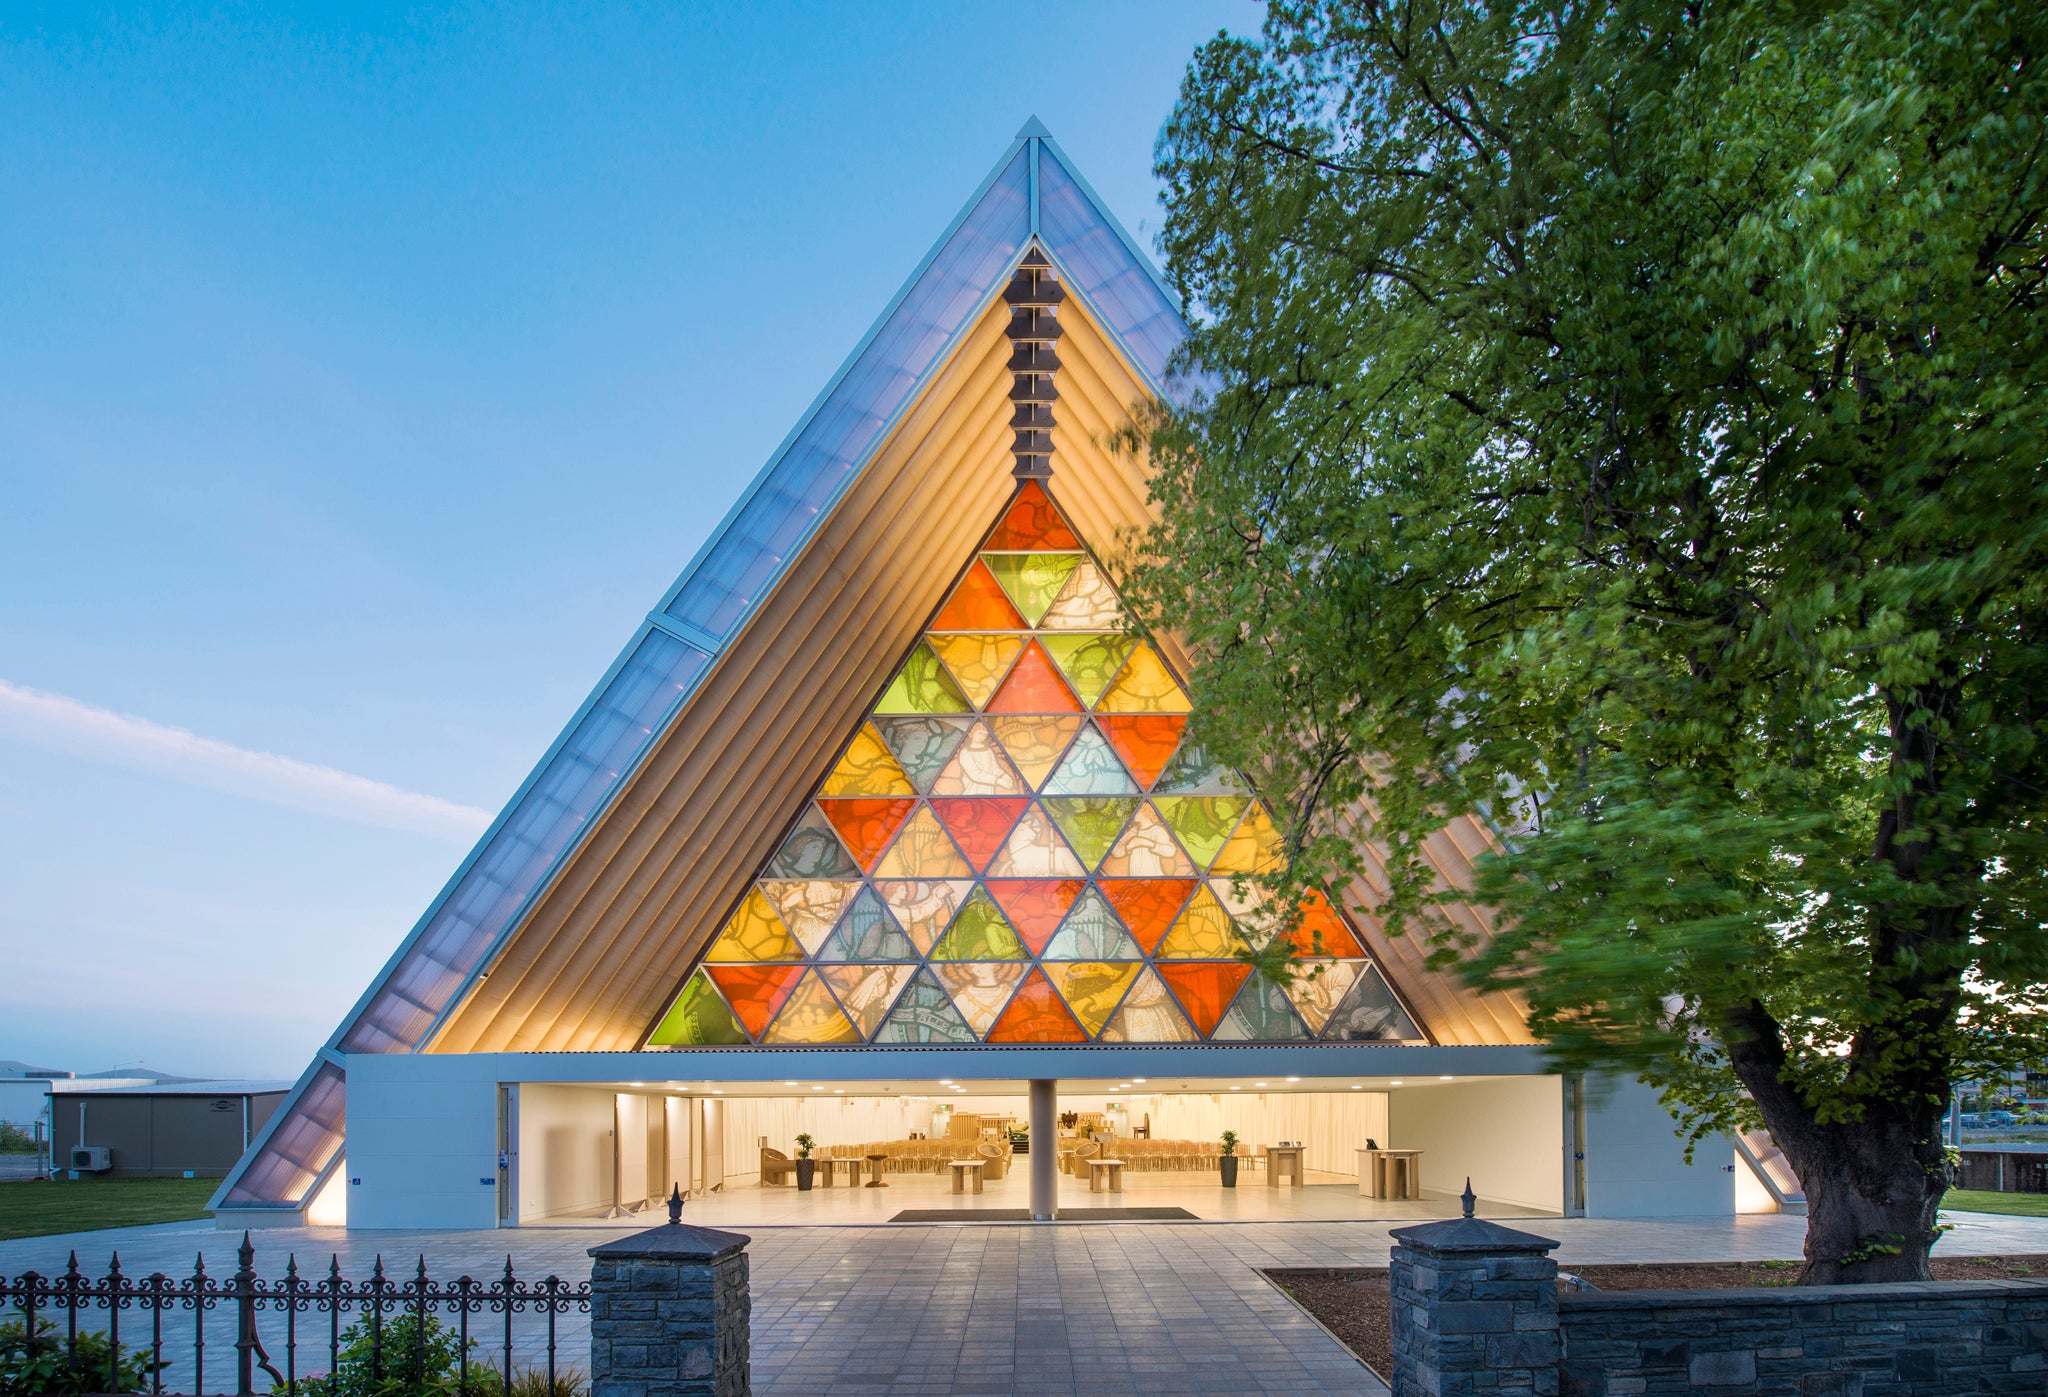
667;1182;684;1225
1462;1177;1476;1218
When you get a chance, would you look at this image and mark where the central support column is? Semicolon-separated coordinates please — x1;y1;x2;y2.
1028;1078;1057;1220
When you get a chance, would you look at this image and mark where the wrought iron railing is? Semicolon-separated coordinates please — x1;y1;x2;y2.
1;1233;590;1396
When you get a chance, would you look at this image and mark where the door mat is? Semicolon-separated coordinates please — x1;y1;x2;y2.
889;1207;1198;1223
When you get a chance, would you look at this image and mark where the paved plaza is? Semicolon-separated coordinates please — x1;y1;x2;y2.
7;1207;2048;1395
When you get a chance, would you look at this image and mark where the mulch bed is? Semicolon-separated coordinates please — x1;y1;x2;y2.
1263;1255;2048;1382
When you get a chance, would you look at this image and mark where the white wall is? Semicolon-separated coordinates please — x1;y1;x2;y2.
1140;1092;1390;1175
517;1083;615;1222
346;1063;499;1229
1387;1076;1563;1213
615;1094;648;1207
716;1095;929;1182
1581;1073;1733;1218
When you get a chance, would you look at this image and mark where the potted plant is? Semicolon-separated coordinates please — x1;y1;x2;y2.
1219;1131;1240;1188
794;1134;816;1191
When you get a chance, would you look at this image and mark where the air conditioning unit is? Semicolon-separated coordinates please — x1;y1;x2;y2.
70;1146;111;1172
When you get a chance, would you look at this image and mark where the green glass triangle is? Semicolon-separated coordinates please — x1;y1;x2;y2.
983;553;1083;626
928;886;1028;961
1042;886;1143;960
873;967;978;1043
816;887;920;961
1041;797;1141;871
871;716;974;793
647;970;748;1046
1153;796;1251;870
1040;634;1137;708
874;640;972;714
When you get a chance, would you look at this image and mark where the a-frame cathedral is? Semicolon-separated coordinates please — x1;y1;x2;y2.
213;124;1768;1228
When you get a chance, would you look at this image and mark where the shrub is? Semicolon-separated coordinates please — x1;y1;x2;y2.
0;1122;36;1156
0;1315;166;1395
282;1313;586;1397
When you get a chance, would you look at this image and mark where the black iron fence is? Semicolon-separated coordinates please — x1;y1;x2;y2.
1;1233;590;1396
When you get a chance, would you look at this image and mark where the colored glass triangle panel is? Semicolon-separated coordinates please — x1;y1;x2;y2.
1322;964;1424;1042
929;797;1031;873
1046;961;1141;1038
874;640;972;714
704;888;803;963
928;886;1027;961
986;641;1081;714
766;806;862;880
983;553;1083;626
1039;634;1136;709
1213;976;1314;1041
985;480;1080;549
931;559;1029;631
871;716;974;794
647;970;748;1046
987;715;1084;789
1283;959;1361;1035
704;963;805;1038
1211;801;1286;876
985;802;1086;877
1096;715;1187;789
985;968;1088;1043
1042;886;1142;960
1097;967;1199;1043
818;962;918;1039
816;798;917;872
931;962;1030;1037
1099;879;1197;954
1152;796;1249;872
1154;962;1250;1038
1156;884;1247;959
929;722;1028;796
762;969;861;1044
1098;802;1196;877
873;967;978;1043
1154;738;1247;796
928;633;1030;708
1209;874;1273;925
873;879;975;955
1037;561;1122;631
1268;889;1366;960
758;879;859;956
815;886;919;961
1041;796;1140;871
819;722;915;797
1042;724;1136;795
1097;644;1192;714
984;878;1083;955
872;804;973;879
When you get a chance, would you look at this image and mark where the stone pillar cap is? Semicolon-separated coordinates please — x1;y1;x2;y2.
1389;1216;1558;1254
588;1222;751;1262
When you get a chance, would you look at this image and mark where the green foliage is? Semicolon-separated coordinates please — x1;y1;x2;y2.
0;1124;35;1156
1138;0;2048;1278
793;1134;814;1160
0;1315;165;1395
1220;1130;1240;1156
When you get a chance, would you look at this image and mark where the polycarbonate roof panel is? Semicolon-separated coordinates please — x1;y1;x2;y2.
1036;145;1186;389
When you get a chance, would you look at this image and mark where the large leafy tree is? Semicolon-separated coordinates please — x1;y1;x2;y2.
1134;0;2048;1281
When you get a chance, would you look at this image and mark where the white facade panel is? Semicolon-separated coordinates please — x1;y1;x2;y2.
344;1056;498;1229
1581;1073;1734;1217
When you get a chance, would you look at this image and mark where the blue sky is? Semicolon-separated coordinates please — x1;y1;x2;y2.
0;2;1251;1081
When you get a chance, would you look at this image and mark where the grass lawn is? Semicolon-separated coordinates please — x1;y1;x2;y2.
1941;1188;2048;1218
0;1177;217;1242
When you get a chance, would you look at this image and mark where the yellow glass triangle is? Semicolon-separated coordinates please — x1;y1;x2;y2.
819;723;915;797
987;714;1085;789
1156;884;1246;959
761;969;861;1044
1097;644;1192;714
928;634;1029;709
703;887;803;962
874;640;972;714
1211;801;1287;876
873;805;973;878
1046;961;1142;1037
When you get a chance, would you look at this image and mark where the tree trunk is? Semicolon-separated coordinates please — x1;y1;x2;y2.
1793;1122;1948;1284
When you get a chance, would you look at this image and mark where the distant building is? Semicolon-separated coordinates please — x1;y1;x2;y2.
48;1080;289;1178
0;1060;75;1129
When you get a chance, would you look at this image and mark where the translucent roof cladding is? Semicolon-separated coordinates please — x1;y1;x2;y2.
1036;146;1184;390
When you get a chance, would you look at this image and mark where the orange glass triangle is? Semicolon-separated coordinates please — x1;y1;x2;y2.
986;641;1081;714
985;480;1080;550
985;968;1088;1043
704;963;806;1039
1096;715;1188;788
1273;889;1367;959
984;878;1084;955
1156;962;1252;1038
1099;878;1198;953
815;798;917;872
929;797;1031;873
932;559;1028;631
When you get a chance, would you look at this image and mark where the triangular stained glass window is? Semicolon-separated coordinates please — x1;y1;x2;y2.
648;478;1419;1050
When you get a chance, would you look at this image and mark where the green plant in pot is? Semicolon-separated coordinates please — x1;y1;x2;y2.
794;1133;816;1191
1219;1131;1239;1188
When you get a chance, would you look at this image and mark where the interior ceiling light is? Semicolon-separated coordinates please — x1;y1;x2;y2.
1285;1076;1301;1083
1255;1081;1268;1087
1391;1080;1404;1086
1230;1085;1241;1091
1133;1078;1147;1084
785;1080;799;1086
1351;1085;1364;1090
1440;1075;1454;1081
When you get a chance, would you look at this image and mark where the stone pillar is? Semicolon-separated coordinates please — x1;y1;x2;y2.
1028;1078;1057;1220
1388;1189;1560;1397
589;1188;751;1397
